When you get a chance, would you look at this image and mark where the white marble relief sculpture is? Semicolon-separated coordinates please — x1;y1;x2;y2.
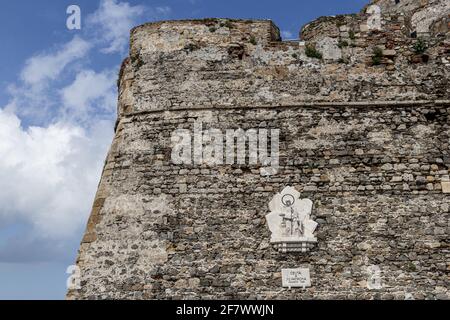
266;186;318;253
366;5;382;31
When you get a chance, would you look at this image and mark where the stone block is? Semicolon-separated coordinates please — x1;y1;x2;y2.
441;182;450;194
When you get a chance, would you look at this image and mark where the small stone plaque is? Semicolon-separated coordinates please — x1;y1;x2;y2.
282;268;311;289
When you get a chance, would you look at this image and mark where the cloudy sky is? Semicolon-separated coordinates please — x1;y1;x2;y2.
0;0;367;299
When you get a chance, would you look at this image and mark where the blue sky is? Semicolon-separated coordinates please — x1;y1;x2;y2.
0;0;368;300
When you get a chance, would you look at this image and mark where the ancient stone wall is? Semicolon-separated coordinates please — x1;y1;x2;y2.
68;0;449;299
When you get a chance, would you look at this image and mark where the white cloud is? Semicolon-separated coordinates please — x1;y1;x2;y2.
0;109;113;239
6;36;91;122
154;6;172;16
281;30;294;39
0;0;171;263
60;69;117;123
21;36;91;86
86;0;172;54
87;0;145;54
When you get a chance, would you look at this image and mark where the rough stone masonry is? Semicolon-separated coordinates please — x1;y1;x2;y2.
67;0;450;299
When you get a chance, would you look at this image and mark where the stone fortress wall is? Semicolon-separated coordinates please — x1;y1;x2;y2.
68;0;450;299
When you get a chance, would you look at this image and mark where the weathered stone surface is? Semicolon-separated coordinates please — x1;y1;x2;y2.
441;182;450;194
68;0;450;300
